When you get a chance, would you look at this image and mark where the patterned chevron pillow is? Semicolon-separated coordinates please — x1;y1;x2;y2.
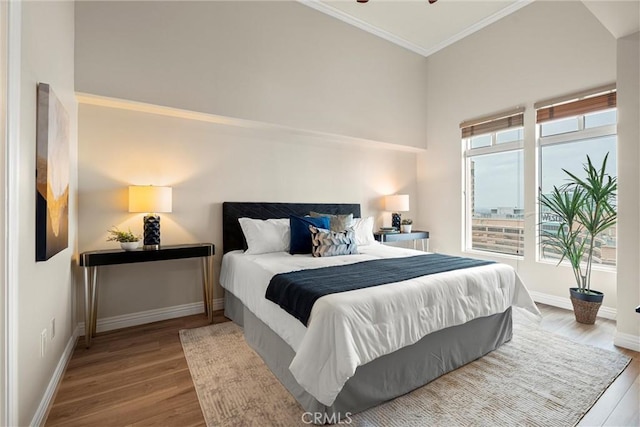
309;226;358;257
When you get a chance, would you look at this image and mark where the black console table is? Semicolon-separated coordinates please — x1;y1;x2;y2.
80;243;215;348
374;230;430;251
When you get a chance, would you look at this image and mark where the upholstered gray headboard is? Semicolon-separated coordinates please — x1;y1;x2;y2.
222;202;361;253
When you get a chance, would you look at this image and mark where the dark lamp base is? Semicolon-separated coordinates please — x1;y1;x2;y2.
391;213;401;230
143;214;161;249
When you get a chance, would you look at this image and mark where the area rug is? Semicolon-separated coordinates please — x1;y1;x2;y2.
180;311;631;427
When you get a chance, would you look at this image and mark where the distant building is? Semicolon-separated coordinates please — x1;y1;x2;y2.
470;187;616;263
472;217;524;255
490;207;524;218
471;207;617;265
538;197;616;265
540;222;617;266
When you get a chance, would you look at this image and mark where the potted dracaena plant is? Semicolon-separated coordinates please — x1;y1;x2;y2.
539;153;617;324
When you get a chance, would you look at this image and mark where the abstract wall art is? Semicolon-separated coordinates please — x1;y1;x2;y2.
36;83;70;261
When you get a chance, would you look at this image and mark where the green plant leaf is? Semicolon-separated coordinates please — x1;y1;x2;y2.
106;226;140;243
538;152;617;292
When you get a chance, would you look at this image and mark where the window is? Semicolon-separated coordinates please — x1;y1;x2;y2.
537;91;617;267
462;110;525;256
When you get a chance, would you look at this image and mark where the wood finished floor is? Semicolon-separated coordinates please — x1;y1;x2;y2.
45;304;639;427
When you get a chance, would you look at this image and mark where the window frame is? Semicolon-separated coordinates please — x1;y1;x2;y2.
536;107;617;270
463;126;525;258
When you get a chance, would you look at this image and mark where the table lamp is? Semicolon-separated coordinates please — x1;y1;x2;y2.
129;185;172;250
385;194;409;230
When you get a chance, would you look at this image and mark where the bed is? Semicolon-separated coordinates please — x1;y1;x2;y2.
220;202;540;422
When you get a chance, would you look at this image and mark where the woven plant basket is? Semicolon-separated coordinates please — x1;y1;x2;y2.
570;297;601;324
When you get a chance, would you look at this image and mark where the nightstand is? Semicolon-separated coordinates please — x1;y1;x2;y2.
374;231;429;251
79;243;215;348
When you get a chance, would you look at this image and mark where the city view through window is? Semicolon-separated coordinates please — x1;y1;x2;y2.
470;151;524;256
539;135;617;266
467;111;617;265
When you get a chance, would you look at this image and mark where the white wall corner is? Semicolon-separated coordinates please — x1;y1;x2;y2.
3;1;21;425
529;290;616;320
614;331;640;352
76;299;223;337
30;325;79;427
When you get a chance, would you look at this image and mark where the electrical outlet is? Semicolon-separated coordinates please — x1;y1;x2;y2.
50;318;56;340
40;330;47;357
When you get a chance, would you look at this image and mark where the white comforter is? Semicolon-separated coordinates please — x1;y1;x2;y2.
220;244;540;407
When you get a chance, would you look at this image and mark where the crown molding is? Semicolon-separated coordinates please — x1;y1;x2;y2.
424;0;533;57
299;0;533;58
299;0;431;57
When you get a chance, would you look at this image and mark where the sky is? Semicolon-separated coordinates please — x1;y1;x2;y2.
472;136;616;211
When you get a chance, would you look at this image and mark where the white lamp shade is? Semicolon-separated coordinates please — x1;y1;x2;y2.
129;186;172;213
385;194;409;212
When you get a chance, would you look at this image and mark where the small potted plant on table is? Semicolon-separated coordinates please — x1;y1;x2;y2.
107;226;141;251
539;153;617;324
401;219;413;233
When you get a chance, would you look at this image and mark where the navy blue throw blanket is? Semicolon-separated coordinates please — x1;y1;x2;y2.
265;253;495;326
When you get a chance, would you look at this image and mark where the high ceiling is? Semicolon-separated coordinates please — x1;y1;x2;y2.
301;0;640;57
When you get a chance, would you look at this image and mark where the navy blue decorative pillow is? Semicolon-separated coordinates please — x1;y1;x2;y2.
289;215;330;254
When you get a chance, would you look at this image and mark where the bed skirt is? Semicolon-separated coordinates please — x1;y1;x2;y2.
224;291;513;422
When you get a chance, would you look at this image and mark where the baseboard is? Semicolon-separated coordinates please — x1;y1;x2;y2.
30;325;79;427
35;299;224;426
77;298;224;336
529;291;616;320
614;331;640;352
211;297;224;311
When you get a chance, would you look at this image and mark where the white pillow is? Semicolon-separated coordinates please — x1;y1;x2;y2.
238;218;290;254
352;216;376;246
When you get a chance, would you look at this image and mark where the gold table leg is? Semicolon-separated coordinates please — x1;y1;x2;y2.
90;267;98;340
202;256;214;323
84;266;98;348
201;258;209;318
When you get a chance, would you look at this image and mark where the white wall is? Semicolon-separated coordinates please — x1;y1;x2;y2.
78;100;418;318
72;0;636;342
18;1;77;425
615;32;640;346
73;1;427;323
418;2;619;309
74;1;428;149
